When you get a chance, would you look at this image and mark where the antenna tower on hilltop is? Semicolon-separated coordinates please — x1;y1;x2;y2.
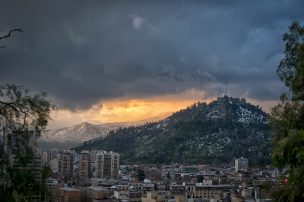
225;80;228;96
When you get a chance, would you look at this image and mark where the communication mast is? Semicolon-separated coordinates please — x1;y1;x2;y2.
225;80;228;96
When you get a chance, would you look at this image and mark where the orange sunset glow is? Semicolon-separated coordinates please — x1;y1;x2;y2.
48;89;206;129
48;89;277;129
48;99;196;129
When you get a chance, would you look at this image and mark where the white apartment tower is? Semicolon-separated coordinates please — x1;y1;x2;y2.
235;157;249;172
96;150;119;179
42;151;48;166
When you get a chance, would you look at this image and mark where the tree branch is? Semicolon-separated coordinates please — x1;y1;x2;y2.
0;29;23;40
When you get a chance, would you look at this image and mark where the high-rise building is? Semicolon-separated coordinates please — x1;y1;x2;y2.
42;151;48;166
50;158;59;172
90;149;97;162
59;150;74;180
112;151;119;179
235;157;248;172
77;150;91;185
50;148;59;161
96;150;119;179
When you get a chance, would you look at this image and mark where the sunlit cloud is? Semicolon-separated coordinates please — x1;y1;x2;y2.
48;89;204;129
47;88;278;129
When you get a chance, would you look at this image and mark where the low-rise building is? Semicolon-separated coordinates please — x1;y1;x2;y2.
193;184;233;201
128;191;142;202
142;191;169;202
87;186;109;202
55;186;81;202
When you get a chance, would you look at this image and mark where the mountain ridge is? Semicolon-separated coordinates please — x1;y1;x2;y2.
77;96;272;165
38;117;165;149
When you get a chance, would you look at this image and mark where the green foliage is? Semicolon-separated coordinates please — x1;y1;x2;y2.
166;171;171;180
0;84;53;201
277;21;304;101
272;21;304;201
136;169;146;182
0;84;53;133
41;165;52;180
196;175;204;183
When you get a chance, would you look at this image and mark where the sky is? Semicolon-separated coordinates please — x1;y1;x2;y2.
0;0;303;129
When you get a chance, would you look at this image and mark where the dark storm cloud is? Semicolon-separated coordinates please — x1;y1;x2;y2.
0;0;303;109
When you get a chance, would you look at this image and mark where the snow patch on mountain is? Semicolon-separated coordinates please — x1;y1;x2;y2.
38;116;165;149
40;122;127;144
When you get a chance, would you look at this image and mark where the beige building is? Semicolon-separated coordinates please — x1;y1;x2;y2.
86;186;109;202
174;195;186;202
191;183;233;200
55;187;81;202
96;150;119;179
142;191;169;202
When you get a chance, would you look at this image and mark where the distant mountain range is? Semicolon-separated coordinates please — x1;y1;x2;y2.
38;117;162;149
77;96;272;165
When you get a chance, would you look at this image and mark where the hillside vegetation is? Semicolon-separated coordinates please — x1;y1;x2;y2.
77;96;271;165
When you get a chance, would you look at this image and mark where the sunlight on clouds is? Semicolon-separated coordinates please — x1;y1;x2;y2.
47;88;278;129
99;99;193;123
48;89;205;129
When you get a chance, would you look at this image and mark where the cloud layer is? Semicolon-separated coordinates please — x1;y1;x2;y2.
0;0;303;110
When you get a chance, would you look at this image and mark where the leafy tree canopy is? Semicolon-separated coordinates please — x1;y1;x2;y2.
277;21;304;101
0;84;54;201
272;21;304;202
136;169;146;182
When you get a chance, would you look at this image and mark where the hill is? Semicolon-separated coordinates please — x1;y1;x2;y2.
77;96;272;165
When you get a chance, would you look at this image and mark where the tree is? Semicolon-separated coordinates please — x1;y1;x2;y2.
272;21;304;201
136;169;146;182
166;171;171;180
0;28;23;48
277;22;304;101
0;84;53;201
